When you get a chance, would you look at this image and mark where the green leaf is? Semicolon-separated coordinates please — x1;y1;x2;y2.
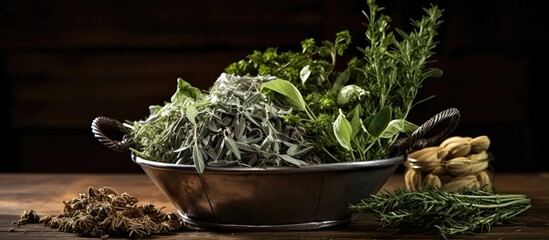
260;79;307;112
379;119;418;138
186;105;198;125
300;65;311;85
337;85;368;105
350;105;363;139
171;78;202;103
333;68;350;90
333;109;353;151
367;106;391;138
193;144;205;173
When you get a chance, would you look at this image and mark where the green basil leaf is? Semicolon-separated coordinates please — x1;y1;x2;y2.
300;65;311;85
260;79;307;112
333;109;353;151
350;104;363;139
337;85;368;105
171;78;202;103
380;119;419;138
333;68;350;90
367;106;391;138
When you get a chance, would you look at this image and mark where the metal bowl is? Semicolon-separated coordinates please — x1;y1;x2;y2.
133;154;403;230
91;108;460;230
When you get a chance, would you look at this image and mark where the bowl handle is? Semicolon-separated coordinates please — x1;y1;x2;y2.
91;116;133;153
395;107;461;154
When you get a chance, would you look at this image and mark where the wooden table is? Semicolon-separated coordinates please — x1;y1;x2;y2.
1;173;548;239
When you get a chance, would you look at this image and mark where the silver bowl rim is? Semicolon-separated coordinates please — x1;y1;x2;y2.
132;153;405;174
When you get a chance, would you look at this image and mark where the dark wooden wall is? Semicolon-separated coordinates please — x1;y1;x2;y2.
2;0;546;172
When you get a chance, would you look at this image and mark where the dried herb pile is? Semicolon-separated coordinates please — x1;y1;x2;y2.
14;186;181;238
125;0;445;172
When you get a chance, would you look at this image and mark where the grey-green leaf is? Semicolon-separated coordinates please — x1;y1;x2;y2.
224;136;241;160
279;154;309;166
186;105;198;125
193;144;205;173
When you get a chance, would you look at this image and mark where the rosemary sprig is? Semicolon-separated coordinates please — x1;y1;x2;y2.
349;186;531;239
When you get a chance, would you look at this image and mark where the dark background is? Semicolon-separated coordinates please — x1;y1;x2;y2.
2;0;546;172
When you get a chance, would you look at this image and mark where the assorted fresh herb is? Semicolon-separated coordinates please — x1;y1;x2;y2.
125;0;445;172
349;186;531;239
226;0;443;162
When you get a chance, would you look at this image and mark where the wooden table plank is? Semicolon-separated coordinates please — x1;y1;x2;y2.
1;173;548;239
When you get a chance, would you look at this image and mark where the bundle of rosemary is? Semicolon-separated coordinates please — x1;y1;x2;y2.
349;186;531;239
125;0;445;172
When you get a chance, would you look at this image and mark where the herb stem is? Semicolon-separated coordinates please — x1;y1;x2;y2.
457;198;531;209
322;147;340;162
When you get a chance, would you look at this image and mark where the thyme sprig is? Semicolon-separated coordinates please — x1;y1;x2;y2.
349;186;531;239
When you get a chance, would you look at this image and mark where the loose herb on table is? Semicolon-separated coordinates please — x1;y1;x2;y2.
349;186;531;239
14;186;182;238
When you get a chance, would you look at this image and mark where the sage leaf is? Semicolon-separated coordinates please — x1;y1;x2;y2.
333;109;353;151
260;79;307;112
207;120;221;133
234;114;245;139
243;92;263;107
279;154;309;166
286;144;299;156
193;144;205;173
293;146;314;157
186;105;198;125
224;136;241;160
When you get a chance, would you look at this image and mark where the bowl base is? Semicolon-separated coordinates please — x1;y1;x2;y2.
178;210;359;231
